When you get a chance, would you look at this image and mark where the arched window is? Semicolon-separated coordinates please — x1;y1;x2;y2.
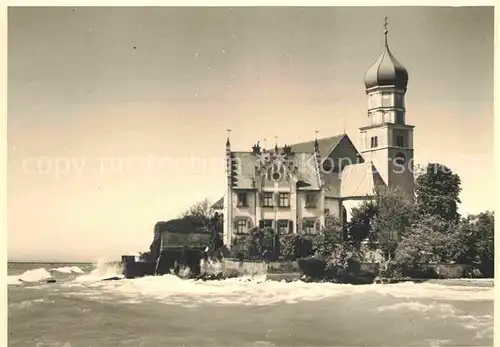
396;135;405;147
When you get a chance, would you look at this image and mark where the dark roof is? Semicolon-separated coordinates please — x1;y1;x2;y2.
288;134;345;158
364;37;408;90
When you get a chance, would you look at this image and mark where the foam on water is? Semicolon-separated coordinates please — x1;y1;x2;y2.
74;273;493;307
8;265;86;285
51;266;84;274
75;259;123;282
15;268;52;283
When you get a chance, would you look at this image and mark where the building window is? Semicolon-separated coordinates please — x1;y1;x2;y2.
278;193;290;207
278;220;290;234
395;135;405;147
370;136;378;148
325;208;330;216
305;193;317;208
259;219;273;229
235;219;248;234
236;192;248;207
303;219;316;234
262;192;274;207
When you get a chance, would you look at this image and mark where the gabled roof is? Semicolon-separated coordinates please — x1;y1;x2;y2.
340;162;386;199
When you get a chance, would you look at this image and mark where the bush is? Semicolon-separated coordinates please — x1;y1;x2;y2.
279;233;314;261
395;214;458;266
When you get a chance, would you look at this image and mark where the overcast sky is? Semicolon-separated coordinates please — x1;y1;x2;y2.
8;6;493;261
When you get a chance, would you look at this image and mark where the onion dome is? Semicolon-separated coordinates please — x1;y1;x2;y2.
364;19;408;91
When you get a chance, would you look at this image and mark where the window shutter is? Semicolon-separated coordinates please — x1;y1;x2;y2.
288;220;294;233
301;220;306;231
233;220;238;231
259;220;264;229
247;219;253;229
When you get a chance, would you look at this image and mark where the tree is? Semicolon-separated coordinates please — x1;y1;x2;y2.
313;216;344;258
347;201;377;245
455;211;494;277
395;214;458;266
180;198;216;224
371;187;415;257
279;233;314;261
415;163;462;222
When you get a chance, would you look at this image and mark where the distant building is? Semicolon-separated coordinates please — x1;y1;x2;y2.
217;25;415;248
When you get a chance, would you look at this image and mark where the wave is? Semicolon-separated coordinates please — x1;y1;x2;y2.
11;268;53;283
75;259;123;282
74;274;494;307
8;265;87;285
51;266;84;274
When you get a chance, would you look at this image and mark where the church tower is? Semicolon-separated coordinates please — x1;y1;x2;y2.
359;18;415;199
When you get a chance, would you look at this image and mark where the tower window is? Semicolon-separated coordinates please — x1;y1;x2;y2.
396;135;405;147
370;136;379;148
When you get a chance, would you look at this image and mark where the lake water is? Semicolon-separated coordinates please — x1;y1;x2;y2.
8;261;494;347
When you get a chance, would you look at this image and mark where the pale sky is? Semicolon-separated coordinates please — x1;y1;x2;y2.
8;7;493;261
